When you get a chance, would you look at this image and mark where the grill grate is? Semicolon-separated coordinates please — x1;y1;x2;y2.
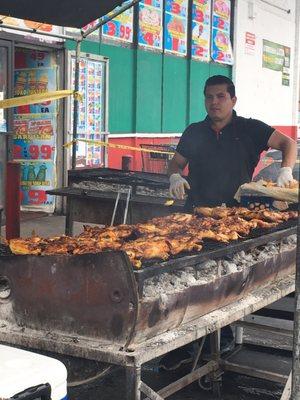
134;220;297;285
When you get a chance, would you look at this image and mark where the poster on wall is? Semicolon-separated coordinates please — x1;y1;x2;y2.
20;160;56;207
191;0;211;61
262;40;291;86
13;49;58;211
138;0;163;50
245;32;256;56
14;67;57;114
164;0;188;56
262;40;285;71
102;2;133;43
13;114;56;162
211;0;233;64
71;57;106;167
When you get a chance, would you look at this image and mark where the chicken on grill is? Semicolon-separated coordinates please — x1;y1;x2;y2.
8;207;297;268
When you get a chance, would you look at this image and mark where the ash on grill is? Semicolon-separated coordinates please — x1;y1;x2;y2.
143;235;296;298
72;181;170;198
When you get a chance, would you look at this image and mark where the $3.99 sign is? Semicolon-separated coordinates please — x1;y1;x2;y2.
13;144;54;160
104;20;132;41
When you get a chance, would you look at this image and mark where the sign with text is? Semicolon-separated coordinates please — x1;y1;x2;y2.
13;49;58;211
102;4;133;43
138;0;163;50
20;160;55;207
164;0;188;56
211;0;233;64
191;0;211;61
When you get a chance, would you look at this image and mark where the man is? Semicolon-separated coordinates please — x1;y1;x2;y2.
168;75;297;207
160;75;297;371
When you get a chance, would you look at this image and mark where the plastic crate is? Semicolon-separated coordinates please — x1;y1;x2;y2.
140;144;175;174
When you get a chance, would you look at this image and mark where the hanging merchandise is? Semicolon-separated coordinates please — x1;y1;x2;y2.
191;0;211;61
71;57;106;167
102;1;134;43
138;0;163;50
164;0;188;56
13;48;58;212
211;0;233;64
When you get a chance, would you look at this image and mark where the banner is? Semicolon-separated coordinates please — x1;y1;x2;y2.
14;49;58;211
71;57;106;167
13;114;56;161
164;0;188;56
191;0;211;61
138;0;163;50
20;160;56;207
102;2;133;43
262;40;291;86
211;0;233;64
14;67;58;114
262;40;285;71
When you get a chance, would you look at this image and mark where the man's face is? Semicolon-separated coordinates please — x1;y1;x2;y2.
204;84;237;122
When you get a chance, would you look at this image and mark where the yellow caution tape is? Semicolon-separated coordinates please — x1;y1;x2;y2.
64;138;175;155
0;90;82;109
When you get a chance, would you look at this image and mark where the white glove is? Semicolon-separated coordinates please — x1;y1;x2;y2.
169;173;190;199
276;167;293;188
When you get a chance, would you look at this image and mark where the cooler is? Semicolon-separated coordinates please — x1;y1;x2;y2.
0;345;68;400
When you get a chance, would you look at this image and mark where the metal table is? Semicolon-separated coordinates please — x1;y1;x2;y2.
0;274;295;399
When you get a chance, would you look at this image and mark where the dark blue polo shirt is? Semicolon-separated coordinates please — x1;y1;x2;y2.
176;111;275;208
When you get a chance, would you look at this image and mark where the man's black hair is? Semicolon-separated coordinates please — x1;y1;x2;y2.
204;75;236;98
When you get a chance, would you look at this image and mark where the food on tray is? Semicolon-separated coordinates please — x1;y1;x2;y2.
260;179;298;189
9;207;298;268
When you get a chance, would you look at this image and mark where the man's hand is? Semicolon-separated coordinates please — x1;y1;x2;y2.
277;167;294;187
169;173;190;199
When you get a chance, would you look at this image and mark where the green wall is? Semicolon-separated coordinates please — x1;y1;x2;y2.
65;40;231;134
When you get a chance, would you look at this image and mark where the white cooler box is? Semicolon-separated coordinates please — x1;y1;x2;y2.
0;345;68;400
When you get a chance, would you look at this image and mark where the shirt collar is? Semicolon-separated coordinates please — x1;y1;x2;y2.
204;110;237;128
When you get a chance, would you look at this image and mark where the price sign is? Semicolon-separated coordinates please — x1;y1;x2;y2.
28;144;54;159
13;143;55;160
102;6;133;42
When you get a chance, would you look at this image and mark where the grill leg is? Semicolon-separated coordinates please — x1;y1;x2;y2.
235;325;244;345
126;366;141;400
65;197;74;236
210;330;222;399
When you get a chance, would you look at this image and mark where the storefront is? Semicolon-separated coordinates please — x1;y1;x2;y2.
0;24;66;212
0;25;109;213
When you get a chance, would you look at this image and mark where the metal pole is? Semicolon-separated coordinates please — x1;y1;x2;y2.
5;162;20;240
71;39;82;170
290;1;300;397
291;193;300;399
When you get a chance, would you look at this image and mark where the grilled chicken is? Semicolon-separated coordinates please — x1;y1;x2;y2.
8;208;297;268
